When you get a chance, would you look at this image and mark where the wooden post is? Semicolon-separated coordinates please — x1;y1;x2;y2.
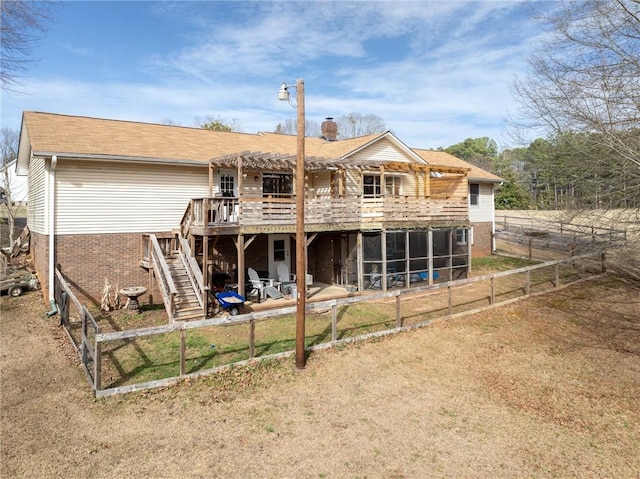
249;319;255;358
357;232;363;291
555;263;560;288
331;303;337;342
294;78;307;369
428;229;434;286
601;250;607;273
448;282;453;316
381;230;387;291
180;328;186;376
525;270;530;296
528;237;533;261
237;234;245;299
395;295;401;328
148;267;154;308
490;276;495;305
424;167;431;198
94;314;102;393
203;235;210;315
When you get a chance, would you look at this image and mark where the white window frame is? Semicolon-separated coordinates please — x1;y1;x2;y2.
469;183;480;206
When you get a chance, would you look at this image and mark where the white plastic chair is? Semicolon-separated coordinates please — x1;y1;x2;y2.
277;263;296;293
247;268;274;302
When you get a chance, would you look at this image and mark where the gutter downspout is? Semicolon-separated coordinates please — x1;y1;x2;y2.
46;155;58;317
491;183;499;254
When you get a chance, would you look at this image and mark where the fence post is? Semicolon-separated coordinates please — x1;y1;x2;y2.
555;263;560;288
395;295;402;328
525;270;530;296
490;276;495;305
180;328;186;376
81;309;88;367
94;321;102;393
249;319;255;358
331;303;337;342
448;283;453;316
601;250;607;273
528;238;533;261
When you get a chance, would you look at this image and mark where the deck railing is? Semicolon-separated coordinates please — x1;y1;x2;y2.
184;195;468;229
149;234;178;322
176;234;208;314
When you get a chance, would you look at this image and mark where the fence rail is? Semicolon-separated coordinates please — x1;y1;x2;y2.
84;251;606;397
496;215;627;260
54;268;101;392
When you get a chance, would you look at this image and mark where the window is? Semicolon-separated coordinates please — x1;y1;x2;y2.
273;239;285;262
469;183;480;206
363;175;381;197
364;175;401;197
385;176;401;196
263;173;293;198
456;227;473;245
220;174;235;197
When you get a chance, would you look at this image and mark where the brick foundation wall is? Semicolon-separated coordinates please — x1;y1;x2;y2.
471;222;494;257
34;232;161;306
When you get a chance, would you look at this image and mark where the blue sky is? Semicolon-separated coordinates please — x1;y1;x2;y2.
1;0;551;150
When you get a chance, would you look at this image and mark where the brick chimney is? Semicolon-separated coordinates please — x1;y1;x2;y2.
321;117;338;141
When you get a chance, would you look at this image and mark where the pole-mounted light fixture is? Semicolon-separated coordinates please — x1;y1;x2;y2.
278;82;290;102
278;79;306;369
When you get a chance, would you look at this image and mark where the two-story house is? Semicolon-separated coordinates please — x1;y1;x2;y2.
16;111;502;319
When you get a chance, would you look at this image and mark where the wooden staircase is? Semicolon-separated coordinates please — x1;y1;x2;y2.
167;255;206;321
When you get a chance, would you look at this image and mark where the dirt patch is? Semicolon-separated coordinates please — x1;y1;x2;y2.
2;275;639;478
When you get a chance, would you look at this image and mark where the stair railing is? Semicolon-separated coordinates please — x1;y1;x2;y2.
149;234;178;323
177;234;208;316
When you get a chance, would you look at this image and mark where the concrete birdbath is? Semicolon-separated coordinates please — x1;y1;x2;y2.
119;286;147;311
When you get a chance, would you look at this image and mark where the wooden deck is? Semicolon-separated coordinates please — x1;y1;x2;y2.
182;196;469;235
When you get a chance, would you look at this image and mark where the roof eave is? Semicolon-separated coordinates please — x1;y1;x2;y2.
30;151;210;167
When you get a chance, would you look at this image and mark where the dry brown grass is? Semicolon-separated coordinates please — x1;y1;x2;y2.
2;272;639;478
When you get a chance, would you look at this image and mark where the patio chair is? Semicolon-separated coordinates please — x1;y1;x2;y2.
247;268;275;302
276;263;296;294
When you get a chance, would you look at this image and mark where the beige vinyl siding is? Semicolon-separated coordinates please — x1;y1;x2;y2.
309;171;331;196
55;160;208;234
345;169;361;197
398;173;415;196
469;182;494;222
27;156;47;234
348;138;413;164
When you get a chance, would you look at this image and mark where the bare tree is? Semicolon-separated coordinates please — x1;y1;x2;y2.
336;113;386;139
1;128;21;249
511;0;640;205
273;119;321;138
1;0;57;90
511;0;640;276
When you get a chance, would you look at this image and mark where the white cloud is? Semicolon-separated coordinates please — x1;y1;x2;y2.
0;1;551;150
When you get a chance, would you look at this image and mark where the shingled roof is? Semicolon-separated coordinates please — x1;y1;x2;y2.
18;111;502;182
413;149;503;183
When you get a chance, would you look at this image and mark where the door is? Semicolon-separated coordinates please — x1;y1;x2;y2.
268;234;291;280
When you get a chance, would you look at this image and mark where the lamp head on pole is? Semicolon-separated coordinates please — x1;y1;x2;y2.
278;82;290;101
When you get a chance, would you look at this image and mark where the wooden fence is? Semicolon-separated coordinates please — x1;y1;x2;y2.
54;269;101;393
496;215;627;260
53;251;606;398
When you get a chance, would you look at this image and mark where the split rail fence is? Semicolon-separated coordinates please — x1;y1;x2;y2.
55;251;607;397
496;215;627;260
